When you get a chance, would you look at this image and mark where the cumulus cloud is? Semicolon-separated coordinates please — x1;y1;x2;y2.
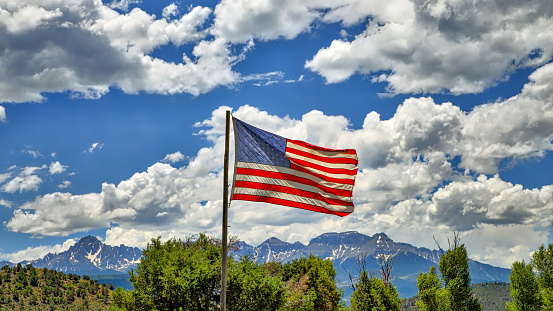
49;161;67;174
305;0;553;94
0;238;76;263
212;0;320;43
108;0;140;12
3;0;550;103
162;3;179;19
0;0;235;103
161;151;185;163
57;180;71;189
1;166;46;193
2;175;42;193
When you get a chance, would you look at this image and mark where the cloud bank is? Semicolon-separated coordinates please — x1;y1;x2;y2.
6;61;553;268
1;0;553;103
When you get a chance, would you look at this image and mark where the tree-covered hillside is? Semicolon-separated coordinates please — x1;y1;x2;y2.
0;263;113;311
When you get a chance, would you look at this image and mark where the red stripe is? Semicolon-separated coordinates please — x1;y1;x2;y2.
290;163;356;186
232;193;352;217
235;167;353;197
285;147;359;165
290;157;358;176
234;181;353;207
288;139;357;155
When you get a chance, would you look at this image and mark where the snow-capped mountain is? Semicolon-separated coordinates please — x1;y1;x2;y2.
21;236;142;275
233;231;510;298
2;231;510;298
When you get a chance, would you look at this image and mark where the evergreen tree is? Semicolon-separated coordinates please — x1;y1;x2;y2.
506;260;542;311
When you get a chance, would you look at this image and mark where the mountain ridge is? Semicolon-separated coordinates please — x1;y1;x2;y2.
0;231;510;298
233;231;510;298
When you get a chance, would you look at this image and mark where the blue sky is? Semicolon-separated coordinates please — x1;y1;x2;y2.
1;0;553;269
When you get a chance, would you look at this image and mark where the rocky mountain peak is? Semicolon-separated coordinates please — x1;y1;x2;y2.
262;237;288;246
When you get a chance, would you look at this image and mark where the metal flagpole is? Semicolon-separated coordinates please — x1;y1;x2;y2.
221;110;230;311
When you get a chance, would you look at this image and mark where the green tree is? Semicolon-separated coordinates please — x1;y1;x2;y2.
506;260;541;311
417;234;482;311
227;256;286;311
417;266;441;311
281;254;342;311
350;270;401;311
531;244;553;309
116;234;286;311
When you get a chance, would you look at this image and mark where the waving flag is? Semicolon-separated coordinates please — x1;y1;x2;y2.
231;117;358;216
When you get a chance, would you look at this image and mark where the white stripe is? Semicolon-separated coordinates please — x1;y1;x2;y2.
236;162;354;191
285;151;358;170
233;187;354;213
287;142;358;160
234;174;353;202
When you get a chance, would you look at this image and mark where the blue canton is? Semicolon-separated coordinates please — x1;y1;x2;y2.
234;118;291;168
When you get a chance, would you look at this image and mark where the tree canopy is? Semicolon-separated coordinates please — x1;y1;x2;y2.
416;235;482;311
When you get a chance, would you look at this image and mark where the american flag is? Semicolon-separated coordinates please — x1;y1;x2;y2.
231;117;358;216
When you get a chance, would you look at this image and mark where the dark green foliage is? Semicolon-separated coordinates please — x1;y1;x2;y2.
281;254;342;311
227;256;286;311
506;261;541;310
416;266;440;311
350;270;401;311
470;282;512;311
532;244;553;309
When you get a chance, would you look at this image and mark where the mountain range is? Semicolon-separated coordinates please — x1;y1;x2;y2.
0;231;511;298
234;231;510;298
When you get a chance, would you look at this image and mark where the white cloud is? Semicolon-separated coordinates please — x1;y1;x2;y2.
0;198;12;208
49;161;67;174
0;173;10;184
212;0;320;43
22;149;42;158
1;0;552;103
2;175;42;193
0;0;234;103
0;5;62;34
57;181;71;189
459;62;553;173
305;0;553;95
0;238;76;263
108;0;140;12
1;165;46;193
161;151;185;163
162;3;179;19
87;142;104;153
0;105;5;122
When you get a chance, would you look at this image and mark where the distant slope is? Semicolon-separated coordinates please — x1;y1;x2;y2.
471;282;512;311
400;282;512;311
0;264;113;310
